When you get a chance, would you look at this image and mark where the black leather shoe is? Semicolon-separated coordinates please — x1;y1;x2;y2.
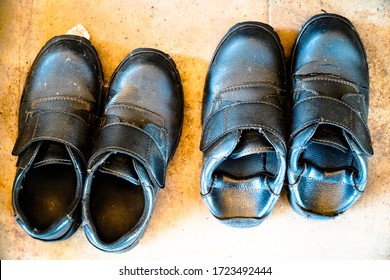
12;35;104;240
82;48;183;252
200;22;287;227
288;13;373;218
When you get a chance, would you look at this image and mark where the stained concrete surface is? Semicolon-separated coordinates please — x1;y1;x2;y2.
0;0;389;259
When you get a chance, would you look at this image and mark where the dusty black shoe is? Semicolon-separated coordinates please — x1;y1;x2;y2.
12;35;104;240
288;13;373;218
200;22;287;227
82;49;183;252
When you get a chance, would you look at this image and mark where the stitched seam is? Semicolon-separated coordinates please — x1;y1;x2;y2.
206;124;284;150
233;147;273;152
98;126;152;162
231;147;273;156
346;94;367;117
293;96;370;131
32;115;39;139
221;95;285;103
261;94;286;103
146;137;152;162
33;110;90;125
213;186;267;191
16;112;87;156
350;107;353;129
99;166;138;184
32;97;91;110
291;123;318;151
300;77;360;93
201;102;286;151
310;138;347;150
219;82;282;94
202;131;241;195
292;171;355;186
99;122;167;162
263;101;283;110
292;119;370;153
223;108;227;132
222;98;249;102
33;159;71;165
204;101;283;128
146;123;168;160
358;94;367;113
293;118;363;150
219;94;285;100
294;88;319;96
22;136;83;156
294;78;366;111
95;145;166;180
215;83;283;112
96;146;155;164
206;131;242;161
208;125;283;141
107;104;165;127
147;122;168;135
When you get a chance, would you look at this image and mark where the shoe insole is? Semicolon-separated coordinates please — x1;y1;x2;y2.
20;164;77;231
89;171;145;244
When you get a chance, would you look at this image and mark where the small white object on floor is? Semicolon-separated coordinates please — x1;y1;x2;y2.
66;24;90;40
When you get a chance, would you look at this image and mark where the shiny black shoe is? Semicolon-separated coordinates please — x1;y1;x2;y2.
288;13;373;218
12;35;104;240
200;22;287;227
82;49;183;252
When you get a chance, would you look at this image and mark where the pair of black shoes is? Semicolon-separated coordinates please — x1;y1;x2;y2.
200;13;373;227
12;37;183;252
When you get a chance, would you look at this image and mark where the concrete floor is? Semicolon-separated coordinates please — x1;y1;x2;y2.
0;0;389;260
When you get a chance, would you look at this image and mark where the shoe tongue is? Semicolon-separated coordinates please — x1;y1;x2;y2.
229;130;274;159
32;141;72;167
98;154;141;186
310;125;350;152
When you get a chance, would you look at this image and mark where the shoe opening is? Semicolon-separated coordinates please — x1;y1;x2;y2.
89;154;145;244
19;141;77;231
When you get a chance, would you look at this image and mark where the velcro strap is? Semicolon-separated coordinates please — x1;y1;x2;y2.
291;96;373;155
12;111;89;158
200;102;286;152
89;123;166;188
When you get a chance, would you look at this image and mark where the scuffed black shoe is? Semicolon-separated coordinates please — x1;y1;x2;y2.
200;22;287;227
82;49;183;252
12;35;104;240
288;13;373;218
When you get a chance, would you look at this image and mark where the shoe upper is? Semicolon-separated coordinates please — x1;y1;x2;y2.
12;35;103;240
288;14;373;218
200;22;287;227
82;49;183;252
